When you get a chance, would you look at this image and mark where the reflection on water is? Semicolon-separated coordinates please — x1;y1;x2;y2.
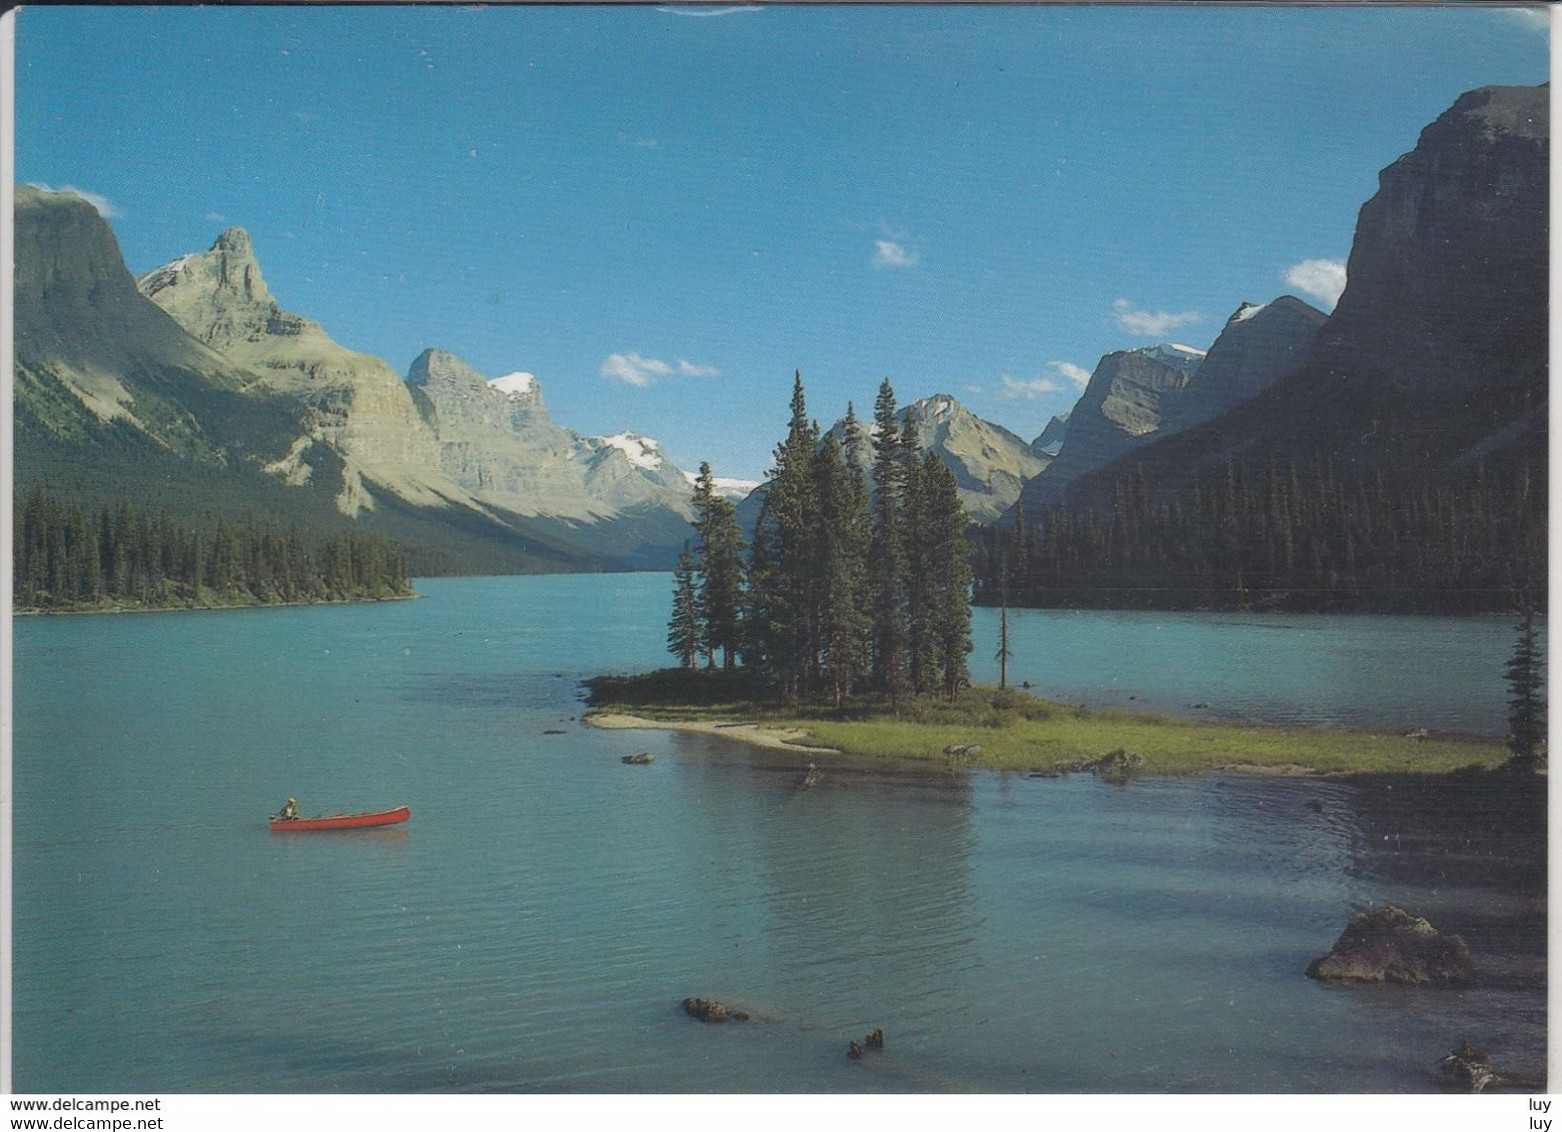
11;575;1546;1092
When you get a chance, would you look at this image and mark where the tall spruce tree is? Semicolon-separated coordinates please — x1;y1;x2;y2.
691;462;747;669
919;452;973;698
667;541;701;670
869;380;910;707
816;427;873;705
751;373;823;699
1505;610;1546;772
902;414;938;695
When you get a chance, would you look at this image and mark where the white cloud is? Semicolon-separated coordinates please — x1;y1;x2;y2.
1283;259;1348;309
206;211;227;224
1047;360;1092;389
873;240;919;269
602;352;720;386
1505;8;1550;36
962;383;984;395
998;374;1064;400
1113;299;1202;338
602;353;674;386
27;182;122;219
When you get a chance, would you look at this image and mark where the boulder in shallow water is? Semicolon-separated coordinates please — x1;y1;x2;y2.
1305;905;1475;986
1071;749;1146;782
1439;1041;1498;1092
621;752;654;765
682;997;749;1023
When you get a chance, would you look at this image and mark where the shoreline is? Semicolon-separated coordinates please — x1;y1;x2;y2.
585;711;842;755
585;710;1349;775
12;592;418;618
582;674;1518;779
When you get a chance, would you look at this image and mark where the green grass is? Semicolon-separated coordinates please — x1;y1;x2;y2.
585;673;1510;777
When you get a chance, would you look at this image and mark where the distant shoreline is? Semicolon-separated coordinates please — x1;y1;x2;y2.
12;593;418;618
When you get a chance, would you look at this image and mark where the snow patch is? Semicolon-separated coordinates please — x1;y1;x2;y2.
589;432;664;470
1139;343;1206;369
682;469;761;500
920;394;958;420
1232;302;1267;323
488;371;538;397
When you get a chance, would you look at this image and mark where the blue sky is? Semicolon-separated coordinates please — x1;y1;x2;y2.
16;5;1549;482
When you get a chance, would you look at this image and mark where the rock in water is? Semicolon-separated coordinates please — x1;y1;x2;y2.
682;997;748;1023
1071;749;1146;783
621;752;654;765
1439;1042;1498;1093
1305;905;1476;986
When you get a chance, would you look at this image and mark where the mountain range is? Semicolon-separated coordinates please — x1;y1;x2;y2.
15;190;704;571
1037;83;1547;519
13;83;1546;586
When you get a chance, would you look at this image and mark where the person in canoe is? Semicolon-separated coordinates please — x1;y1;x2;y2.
277;797;299;821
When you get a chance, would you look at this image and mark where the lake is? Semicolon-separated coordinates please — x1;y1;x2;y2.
10;574;1545;1092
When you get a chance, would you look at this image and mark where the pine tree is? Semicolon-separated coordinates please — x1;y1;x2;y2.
692;462;747;670
1505;610;1546;772
919;453;973;698
903;414;937;695
751;372;823;699
667;542;702;670
816;428;873;706
869;380;910;707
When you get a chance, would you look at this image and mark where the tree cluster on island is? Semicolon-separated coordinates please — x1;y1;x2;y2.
669;374;973;706
13;485;412;611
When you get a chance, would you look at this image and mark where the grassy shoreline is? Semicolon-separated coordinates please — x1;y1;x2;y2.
584;671;1513;777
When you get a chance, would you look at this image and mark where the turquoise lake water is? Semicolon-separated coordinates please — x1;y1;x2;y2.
11;575;1545;1091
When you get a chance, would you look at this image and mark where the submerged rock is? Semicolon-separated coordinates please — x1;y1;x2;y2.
797;762;823;790
682;997;749;1023
621;752;654;765
1305;905;1475;986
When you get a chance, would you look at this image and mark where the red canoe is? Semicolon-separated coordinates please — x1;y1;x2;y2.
269;806;411;832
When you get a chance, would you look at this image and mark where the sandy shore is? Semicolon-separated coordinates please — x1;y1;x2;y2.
584;712;839;755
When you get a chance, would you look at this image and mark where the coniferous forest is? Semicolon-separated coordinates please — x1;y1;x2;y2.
671;374;973;704
13;485;413;612
973;456;1545;614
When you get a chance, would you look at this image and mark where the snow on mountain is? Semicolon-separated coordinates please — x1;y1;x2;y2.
682;469;762;501
1140;343;1207;369
587;431;665;470
1232;302;1267;323
488;371;537;397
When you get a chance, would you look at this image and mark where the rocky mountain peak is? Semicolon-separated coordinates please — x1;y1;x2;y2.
1033;412;1070;455
1317;82;1546;401
1451;83;1549;143
407;347;487;391
138;226;284;350
213;227;255;256
815;392;1046;523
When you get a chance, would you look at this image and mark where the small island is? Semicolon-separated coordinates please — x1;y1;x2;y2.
589;375;1544;784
